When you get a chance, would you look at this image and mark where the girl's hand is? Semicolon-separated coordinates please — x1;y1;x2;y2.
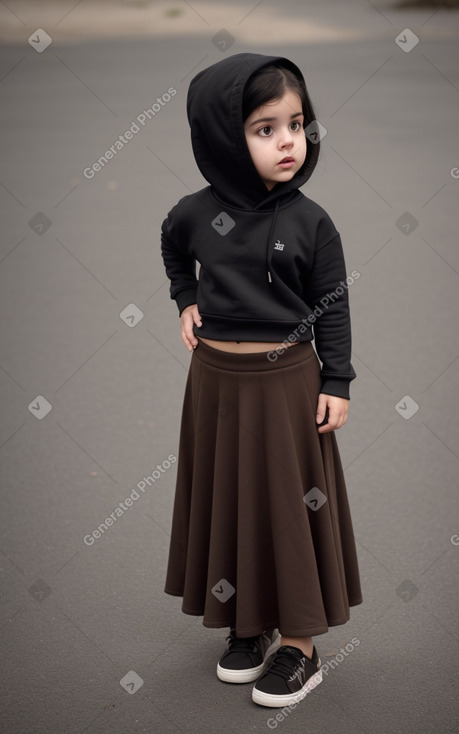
180;304;202;351
316;393;349;433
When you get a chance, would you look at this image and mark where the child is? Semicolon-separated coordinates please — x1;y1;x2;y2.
161;52;362;709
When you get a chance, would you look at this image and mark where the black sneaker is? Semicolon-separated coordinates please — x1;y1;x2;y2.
252;645;322;707
217;629;281;683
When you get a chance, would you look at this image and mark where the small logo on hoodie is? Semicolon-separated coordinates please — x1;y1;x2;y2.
274;239;285;251
211;211;235;236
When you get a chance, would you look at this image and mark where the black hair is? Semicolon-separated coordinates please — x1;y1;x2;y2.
242;62;319;177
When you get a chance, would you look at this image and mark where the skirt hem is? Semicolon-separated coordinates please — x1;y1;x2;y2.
165;588;364;637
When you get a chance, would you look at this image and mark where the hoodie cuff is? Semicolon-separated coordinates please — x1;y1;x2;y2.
319;377;352;400
175;287;198;315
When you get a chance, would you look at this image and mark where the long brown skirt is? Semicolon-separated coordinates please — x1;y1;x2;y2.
164;338;362;638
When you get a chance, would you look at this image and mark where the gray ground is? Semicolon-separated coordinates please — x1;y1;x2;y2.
1;1;459;732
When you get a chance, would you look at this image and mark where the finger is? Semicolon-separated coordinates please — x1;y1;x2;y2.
316;394;328;424
317;400;335;432
317;422;334;434
318;408;347;433
183;320;198;349
189;332;199;348
181;317;194;351
181;328;193;352
193;308;202;327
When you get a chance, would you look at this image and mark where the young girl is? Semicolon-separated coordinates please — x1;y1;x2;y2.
161;52;362;709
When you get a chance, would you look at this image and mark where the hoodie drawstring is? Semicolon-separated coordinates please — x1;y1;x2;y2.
265;198;280;284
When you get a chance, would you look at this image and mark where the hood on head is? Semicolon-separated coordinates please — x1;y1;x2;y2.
187;52;316;210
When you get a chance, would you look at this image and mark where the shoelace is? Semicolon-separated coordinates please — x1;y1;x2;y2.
262;648;305;679
225;632;259;654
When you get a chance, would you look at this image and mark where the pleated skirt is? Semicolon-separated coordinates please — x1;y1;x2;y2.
164;338;363;638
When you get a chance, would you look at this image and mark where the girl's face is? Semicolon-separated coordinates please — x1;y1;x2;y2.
243;89;307;191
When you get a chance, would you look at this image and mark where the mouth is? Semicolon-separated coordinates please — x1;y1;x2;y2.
278;157;295;168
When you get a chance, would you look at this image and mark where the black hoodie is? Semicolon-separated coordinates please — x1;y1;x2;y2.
161;53;356;399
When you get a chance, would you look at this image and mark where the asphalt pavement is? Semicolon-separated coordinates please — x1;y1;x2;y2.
0;1;458;732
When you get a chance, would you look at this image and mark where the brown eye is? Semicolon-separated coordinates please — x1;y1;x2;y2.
259;126;272;137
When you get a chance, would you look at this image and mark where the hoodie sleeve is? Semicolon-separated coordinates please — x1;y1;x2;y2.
161;211;199;315
303;233;356;400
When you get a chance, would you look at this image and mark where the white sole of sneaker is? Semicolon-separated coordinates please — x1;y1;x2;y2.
217;632;281;684
252;665;323;707
217;660;265;683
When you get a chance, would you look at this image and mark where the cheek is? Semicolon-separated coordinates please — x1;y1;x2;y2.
245;136;258;160
295;136;307;165
247;138;267;166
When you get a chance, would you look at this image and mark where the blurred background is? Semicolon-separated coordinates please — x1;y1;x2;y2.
1;1;458;733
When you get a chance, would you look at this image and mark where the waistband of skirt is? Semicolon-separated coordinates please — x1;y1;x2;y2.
192;338;315;372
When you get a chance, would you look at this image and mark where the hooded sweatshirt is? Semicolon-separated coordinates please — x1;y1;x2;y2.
161;53;356;399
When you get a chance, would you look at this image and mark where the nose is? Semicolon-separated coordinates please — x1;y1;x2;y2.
278;127;294;148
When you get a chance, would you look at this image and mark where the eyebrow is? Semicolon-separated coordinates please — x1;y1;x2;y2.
248;111;303;127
